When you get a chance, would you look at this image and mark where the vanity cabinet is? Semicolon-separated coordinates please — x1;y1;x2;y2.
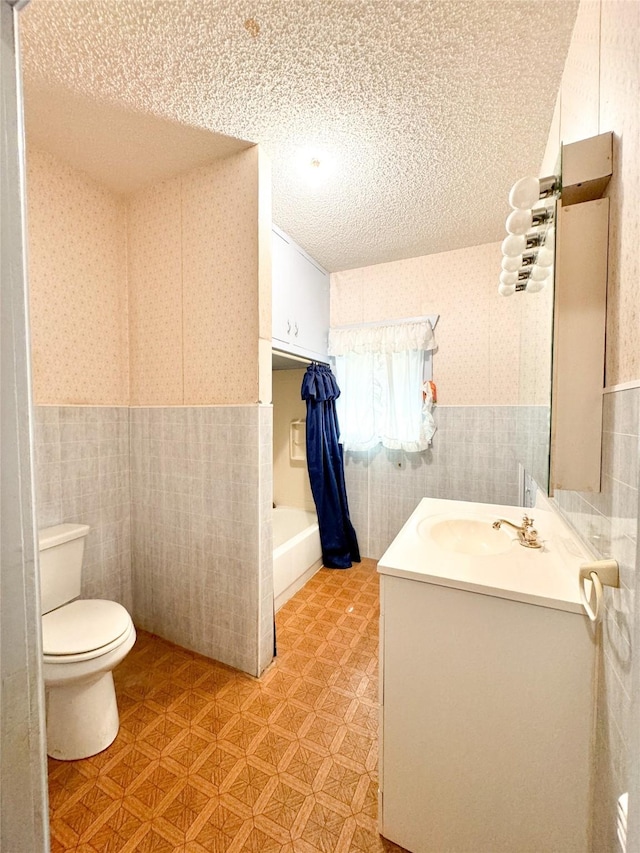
272;225;330;362
377;498;596;853
379;576;594;853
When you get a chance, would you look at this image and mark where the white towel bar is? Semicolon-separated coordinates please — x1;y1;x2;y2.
617;792;628;853
578;559;619;622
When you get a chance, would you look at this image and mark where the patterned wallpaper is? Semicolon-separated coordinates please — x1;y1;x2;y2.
181;149;259;405
128;177;184;406
559;0;601;145
518;282;554;407
128;148;261;405
28;145;263;407
598;0;640;386
331;241;552;406
27;147;129;405
258;147;273;344
557;0;640;386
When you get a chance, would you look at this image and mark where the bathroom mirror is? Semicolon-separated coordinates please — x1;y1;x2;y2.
516;266;554;496
513;133;612;498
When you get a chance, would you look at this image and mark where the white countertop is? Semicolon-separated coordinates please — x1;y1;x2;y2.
377;497;593;614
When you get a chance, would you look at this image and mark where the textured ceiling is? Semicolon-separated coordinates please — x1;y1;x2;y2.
20;0;578;272
25;86;251;195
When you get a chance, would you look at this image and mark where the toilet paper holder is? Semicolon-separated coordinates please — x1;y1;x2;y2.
579;559;619;622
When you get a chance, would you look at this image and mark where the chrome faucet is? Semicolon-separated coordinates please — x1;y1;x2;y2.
492;514;542;549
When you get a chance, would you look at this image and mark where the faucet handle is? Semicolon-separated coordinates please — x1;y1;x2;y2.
521;517;541;548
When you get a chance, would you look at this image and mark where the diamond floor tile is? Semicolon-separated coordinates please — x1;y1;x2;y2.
48;560;407;852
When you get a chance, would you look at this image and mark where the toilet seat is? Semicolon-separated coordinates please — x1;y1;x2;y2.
43;599;133;663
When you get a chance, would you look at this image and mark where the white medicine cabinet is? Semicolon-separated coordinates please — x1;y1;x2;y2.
550;133;612;494
272;225;330;362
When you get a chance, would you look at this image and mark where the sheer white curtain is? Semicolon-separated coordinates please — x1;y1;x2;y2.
329;320;436;452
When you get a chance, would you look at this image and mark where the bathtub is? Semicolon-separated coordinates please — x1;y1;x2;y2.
273;506;322;610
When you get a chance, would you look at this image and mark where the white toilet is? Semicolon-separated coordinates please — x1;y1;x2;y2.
39;523;136;761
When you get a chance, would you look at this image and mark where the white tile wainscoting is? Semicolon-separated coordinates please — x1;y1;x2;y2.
345;405;549;560
33;404;274;677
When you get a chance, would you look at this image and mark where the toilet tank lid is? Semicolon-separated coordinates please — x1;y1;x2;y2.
39;523;90;551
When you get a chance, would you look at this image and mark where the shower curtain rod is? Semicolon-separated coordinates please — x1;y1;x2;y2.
272;348;329;366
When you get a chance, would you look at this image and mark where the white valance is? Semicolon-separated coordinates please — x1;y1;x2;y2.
328;320;436;356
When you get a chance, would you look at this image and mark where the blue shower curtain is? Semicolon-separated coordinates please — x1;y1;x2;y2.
301;363;360;569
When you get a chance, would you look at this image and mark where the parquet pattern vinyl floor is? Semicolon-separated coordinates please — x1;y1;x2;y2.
48;559;407;852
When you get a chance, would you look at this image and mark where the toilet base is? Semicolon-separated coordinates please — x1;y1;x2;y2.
46;671;120;760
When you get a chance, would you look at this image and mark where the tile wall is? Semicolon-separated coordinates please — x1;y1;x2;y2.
546;2;640;848
258;404;275;672
129;406;273;677
32;403;274;678
33;406;132;610
345;404;549;560
1;5;49;842
553;387;640;851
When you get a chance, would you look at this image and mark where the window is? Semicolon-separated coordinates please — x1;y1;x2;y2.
329;319;437;452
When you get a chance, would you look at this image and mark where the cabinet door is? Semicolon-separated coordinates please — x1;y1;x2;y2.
549;198;608;493
271;226;329;361
272;228;294;344
288;245;329;358
380;574;593;853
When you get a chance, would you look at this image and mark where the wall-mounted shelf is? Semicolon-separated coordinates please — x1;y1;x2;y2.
289;419;306;462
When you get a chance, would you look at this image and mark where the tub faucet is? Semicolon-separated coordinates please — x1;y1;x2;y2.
492;514;542;549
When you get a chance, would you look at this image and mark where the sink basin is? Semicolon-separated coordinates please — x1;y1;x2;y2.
379;498;586;615
417;516;514;556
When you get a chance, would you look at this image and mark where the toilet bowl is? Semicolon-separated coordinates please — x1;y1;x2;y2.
39;524;136;761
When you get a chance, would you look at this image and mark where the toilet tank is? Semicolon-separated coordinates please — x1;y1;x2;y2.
38;524;90;614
